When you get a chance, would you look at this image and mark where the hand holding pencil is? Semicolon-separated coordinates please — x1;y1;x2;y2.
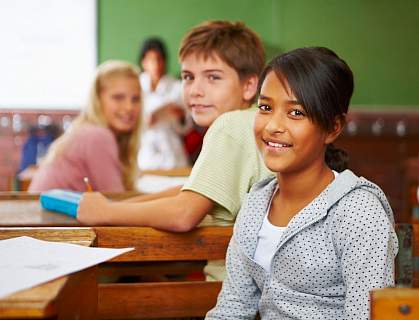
83;177;93;192
77;190;109;225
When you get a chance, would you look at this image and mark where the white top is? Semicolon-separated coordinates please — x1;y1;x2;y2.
138;73;191;170
140;73;183;115
254;171;339;272
253;209;286;272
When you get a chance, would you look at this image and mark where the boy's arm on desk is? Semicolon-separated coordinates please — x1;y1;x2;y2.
77;190;213;232
123;185;182;202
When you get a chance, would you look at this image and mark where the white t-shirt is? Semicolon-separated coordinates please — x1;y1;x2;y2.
253;210;286;272
254;171;339;272
138;73;191;170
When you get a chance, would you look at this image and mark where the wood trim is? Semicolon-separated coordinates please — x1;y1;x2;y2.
0;192;40;200
140;167;192;177
0;192;142;201
98;281;222;319
0;227;96;247
93;226;232;262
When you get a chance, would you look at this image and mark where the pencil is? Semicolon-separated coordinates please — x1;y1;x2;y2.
83;176;93;192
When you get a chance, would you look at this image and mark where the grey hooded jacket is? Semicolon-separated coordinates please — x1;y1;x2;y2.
206;170;399;320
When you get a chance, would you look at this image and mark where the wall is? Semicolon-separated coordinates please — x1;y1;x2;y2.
98;0;281;76
99;0;419;108
277;0;419;108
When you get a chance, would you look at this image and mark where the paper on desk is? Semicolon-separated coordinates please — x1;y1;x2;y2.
0;236;133;298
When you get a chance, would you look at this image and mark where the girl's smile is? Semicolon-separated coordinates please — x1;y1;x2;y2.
254;71;334;175
262;138;293;153
100;76;141;135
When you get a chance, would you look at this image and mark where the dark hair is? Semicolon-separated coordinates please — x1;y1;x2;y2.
179;20;265;97
258;47;354;172
138;37;167;63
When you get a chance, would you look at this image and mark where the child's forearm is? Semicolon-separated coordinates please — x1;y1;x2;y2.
109;192;212;231
78;191;213;232
123;185;182;203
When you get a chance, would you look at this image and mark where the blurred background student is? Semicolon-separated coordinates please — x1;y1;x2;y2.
28;60;141;192
137;37;192;170
18;123;61;173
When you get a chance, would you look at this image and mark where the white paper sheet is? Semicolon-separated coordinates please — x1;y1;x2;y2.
136;174;188;193
0;236;133;298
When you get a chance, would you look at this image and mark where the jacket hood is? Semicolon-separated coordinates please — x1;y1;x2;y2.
328;169;394;225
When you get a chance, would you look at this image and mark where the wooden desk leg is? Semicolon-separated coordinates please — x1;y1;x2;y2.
55;267;98;320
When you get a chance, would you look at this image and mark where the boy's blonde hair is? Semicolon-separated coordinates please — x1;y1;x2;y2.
179;20;265;83
44;60;141;190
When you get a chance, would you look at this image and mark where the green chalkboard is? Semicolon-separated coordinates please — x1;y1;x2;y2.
98;0;281;75
99;0;419;108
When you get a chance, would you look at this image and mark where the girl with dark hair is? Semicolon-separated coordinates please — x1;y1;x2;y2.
206;47;398;319
137;37;191;170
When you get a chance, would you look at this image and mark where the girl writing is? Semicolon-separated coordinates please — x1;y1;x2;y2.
206;47;398;319
29;60;141;192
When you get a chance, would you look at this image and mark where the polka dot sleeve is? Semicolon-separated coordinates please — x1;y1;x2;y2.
333;189;398;319
206;236;260;319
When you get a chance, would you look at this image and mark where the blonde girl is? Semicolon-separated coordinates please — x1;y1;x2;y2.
29;60;141;192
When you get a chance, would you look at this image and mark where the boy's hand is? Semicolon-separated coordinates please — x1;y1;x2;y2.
77;192;110;225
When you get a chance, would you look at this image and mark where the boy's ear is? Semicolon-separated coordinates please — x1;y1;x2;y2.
241;75;259;102
325;114;346;144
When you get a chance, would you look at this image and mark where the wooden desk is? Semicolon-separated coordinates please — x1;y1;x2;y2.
93;226;232;319
0;227;97;319
0;195;232;319
371;288;419;319
0;192;141;227
0;199;79;227
140;166;192;177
